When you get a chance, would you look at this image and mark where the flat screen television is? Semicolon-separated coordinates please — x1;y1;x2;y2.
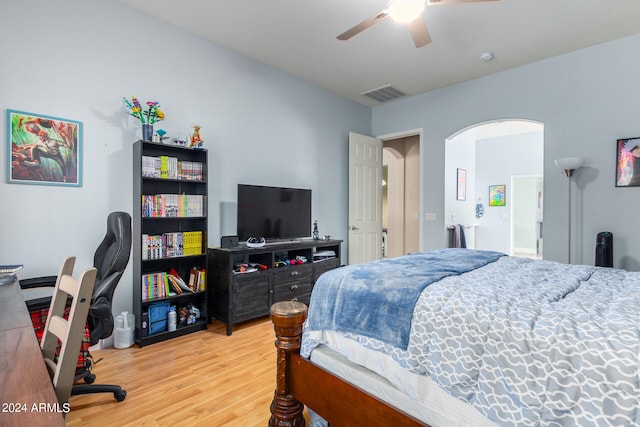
237;184;312;242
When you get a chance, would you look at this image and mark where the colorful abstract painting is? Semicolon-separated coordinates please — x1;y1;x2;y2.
489;185;506;207
6;109;82;186
616;137;640;187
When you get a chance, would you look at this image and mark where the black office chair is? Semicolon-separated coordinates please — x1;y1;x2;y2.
20;211;132;402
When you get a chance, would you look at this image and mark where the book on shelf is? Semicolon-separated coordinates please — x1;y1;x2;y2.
169;268;194;293
142;269;200;300
141;272;170;300
188;267;206;292
141;155;204;181
141;194;204;218
166;274;182;295
142;231;202;260
0;265;23;275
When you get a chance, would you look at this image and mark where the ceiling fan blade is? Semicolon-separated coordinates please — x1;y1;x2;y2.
408;18;432;48
337;11;389;41
427;0;499;5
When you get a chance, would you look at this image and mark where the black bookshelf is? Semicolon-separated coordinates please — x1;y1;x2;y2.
132;141;208;347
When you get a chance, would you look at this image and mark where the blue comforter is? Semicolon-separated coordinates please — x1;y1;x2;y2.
306;248;505;349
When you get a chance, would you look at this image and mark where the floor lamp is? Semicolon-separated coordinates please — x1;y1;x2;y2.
554;157;584;264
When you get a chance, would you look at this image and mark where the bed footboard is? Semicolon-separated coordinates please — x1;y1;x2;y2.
269;301;427;427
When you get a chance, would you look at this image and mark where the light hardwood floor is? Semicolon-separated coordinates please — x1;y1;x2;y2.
66;317;286;426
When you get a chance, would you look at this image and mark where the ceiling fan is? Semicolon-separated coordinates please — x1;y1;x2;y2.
337;0;499;48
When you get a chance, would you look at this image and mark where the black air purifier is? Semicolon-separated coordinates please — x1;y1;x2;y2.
595;232;613;268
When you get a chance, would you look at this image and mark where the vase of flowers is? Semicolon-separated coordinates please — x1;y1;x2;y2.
123;96;165;141
141;124;153;141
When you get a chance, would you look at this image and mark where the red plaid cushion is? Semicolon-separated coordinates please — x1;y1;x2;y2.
30;307;91;372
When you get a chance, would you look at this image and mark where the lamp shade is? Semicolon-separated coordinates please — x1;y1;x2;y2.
555;157;584;171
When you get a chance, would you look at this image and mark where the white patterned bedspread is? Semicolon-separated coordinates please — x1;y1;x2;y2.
302;255;640;426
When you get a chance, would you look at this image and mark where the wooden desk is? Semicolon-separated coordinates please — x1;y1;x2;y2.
0;278;65;426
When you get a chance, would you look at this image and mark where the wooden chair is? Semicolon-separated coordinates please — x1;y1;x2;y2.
40;256;97;406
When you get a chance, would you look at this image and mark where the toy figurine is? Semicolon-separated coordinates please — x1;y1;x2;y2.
190;125;203;148
156;129;169;143
313;220;320;240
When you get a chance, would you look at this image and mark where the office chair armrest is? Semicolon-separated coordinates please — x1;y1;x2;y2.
19;275;58;289
19;276;58;313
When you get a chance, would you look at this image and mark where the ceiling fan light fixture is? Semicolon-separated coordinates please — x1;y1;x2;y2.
387;0;425;23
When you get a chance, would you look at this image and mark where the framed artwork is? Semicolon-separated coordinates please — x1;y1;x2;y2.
489;185;506;206
616;136;640;187
6;109;82;187
456;168;466;201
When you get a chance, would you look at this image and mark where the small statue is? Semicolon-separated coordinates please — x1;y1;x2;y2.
190;125;203;148
313;220;320;240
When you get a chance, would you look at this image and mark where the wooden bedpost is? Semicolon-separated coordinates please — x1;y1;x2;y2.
269;301;308;427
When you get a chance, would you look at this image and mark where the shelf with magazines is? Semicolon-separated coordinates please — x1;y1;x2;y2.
133;140;208;347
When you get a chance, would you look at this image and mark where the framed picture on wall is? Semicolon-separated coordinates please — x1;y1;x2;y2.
616;136;640;187
456;168;466;201
489;184;506;206
6;109;82;187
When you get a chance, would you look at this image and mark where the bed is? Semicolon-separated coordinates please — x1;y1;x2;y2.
267;249;640;427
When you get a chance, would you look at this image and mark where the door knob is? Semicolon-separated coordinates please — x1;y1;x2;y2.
350;225;359;231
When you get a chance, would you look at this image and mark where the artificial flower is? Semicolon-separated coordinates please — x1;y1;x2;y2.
123;96;165;125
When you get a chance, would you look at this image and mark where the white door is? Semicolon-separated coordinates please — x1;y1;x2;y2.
348;132;383;265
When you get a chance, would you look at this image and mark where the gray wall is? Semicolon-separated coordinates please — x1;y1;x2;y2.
372;34;640;270
0;0;371;317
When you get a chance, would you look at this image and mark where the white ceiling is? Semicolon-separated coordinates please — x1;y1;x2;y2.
119;0;640;107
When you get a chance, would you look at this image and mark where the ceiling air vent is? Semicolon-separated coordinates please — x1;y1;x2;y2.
361;85;407;103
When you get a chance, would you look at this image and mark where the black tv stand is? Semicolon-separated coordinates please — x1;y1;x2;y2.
208;239;342;335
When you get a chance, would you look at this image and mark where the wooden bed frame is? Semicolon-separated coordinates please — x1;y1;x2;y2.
268;301;428;427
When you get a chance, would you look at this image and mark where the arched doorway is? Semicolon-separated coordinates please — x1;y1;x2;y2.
444;120;544;257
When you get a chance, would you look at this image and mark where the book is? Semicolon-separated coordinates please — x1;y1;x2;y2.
188;267;198;291
166;274;183;295
198;269;206;291
169;268;193;293
0;265;23;276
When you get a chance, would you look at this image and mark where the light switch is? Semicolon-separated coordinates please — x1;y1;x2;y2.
424;213;437;221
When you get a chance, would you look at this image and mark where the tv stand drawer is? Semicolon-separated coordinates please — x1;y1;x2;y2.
273;264;312;283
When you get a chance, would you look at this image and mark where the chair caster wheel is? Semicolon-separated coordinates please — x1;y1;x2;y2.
115;390;127;402
84;374;96;384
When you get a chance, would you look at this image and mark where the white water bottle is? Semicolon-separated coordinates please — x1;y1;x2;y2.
168;306;177;332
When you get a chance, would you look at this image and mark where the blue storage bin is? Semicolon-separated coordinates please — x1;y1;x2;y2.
148;302;169;335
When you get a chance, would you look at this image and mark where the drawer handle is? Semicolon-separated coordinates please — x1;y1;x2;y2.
292;297;298;302
290;284;298;290
290;271;299;276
